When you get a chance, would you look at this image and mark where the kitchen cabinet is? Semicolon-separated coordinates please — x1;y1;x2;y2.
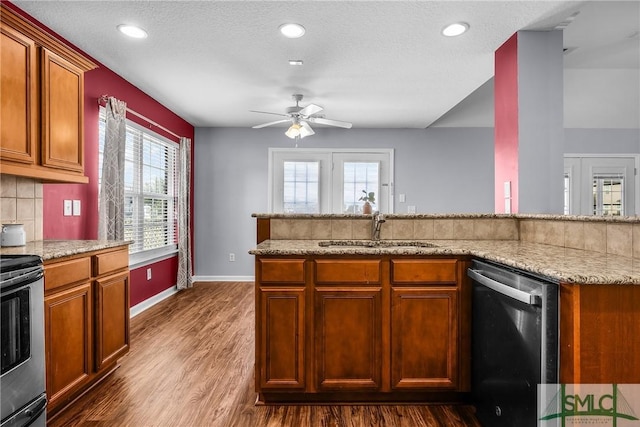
257;259;306;390
390;260;461;390
0;4;96;183
254;255;471;403
44;245;130;419
559;283;640;384
313;259;383;391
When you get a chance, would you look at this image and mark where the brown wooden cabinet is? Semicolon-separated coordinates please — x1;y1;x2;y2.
44;245;130;419
390;259;461;390
255;255;471;403
44;281;93;406
0;4;96;183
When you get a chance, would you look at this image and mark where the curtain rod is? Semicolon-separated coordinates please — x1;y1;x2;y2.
98;95;183;140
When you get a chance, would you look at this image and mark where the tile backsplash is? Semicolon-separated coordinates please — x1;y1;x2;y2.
0;174;43;242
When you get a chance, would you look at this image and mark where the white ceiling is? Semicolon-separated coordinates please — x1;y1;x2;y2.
13;1;640;129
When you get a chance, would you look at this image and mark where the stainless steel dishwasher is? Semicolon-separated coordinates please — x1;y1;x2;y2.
468;259;559;427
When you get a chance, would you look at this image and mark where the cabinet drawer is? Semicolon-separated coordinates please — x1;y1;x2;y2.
45;257;91;291
259;259;306;284
94;248;129;277
391;259;457;284
315;259;381;285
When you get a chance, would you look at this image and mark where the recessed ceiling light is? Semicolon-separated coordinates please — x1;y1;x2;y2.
442;22;469;37
117;24;148;39
279;23;305;38
289;59;304;66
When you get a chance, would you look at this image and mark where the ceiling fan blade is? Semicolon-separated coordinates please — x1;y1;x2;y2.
250;110;290;118
307;117;352;129
298;103;323;117
252;119;291;129
300;121;315;138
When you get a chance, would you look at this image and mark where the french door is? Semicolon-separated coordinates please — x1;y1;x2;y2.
269;149;394;214
564;155;637;216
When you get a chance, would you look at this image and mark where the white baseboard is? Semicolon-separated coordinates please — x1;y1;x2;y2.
193;275;255;282
130;285;179;318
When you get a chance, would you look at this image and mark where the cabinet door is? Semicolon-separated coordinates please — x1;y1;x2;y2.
95;272;130;371
258;287;306;390
0;23;37;164
391;287;458;389
45;282;93;409
40;48;84;173
315;287;382;390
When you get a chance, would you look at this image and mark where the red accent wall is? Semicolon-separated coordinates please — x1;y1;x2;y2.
129;257;178;307
494;33;519;213
5;2;196;307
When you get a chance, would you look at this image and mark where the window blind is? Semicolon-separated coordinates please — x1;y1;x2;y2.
98;107;179;255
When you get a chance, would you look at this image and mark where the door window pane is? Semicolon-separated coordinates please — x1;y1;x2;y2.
593;174;624;216
343;162;379;213
283;161;319;213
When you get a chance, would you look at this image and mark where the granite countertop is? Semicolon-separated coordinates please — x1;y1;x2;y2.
250;239;640;285
252;213;640;223
0;240;132;261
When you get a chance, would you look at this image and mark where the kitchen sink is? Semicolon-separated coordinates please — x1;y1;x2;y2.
318;240;440;249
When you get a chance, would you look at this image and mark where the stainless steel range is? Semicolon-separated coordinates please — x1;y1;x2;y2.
1;255;47;427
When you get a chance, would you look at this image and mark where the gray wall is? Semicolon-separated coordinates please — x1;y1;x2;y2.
193;127;495;277
193;126;639;277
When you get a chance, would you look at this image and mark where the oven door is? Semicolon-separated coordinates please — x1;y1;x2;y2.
0;261;45;424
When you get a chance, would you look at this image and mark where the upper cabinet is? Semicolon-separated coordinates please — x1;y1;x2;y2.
0;5;96;183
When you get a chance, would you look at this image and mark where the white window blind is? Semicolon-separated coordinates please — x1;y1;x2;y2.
98;108;179;257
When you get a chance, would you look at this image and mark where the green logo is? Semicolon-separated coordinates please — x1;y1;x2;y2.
540;384;639;426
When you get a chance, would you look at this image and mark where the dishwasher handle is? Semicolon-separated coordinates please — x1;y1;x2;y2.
468;268;541;306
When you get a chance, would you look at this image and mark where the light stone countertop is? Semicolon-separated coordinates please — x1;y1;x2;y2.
250;239;640;285
0;240;132;261
252;212;640;223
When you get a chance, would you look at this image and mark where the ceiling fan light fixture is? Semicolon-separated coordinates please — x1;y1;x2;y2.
442;22;469;37
285;122;303;138
279;23;306;38
117;24;148;39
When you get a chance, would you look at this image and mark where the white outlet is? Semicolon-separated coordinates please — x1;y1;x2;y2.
63;200;72;216
146;268;152;280
407;205;416;214
72;200;81;216
229;253;236;262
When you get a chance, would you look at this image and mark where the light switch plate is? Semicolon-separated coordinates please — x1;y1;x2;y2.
63;200;72;216
72;200;81;216
399;194;406;203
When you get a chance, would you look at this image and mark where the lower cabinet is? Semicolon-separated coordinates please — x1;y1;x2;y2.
258;287;305;390
255;255;470;403
315;287;382;390
44;245;130;418
44;282;93;405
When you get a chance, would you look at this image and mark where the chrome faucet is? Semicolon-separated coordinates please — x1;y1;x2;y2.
371;211;386;241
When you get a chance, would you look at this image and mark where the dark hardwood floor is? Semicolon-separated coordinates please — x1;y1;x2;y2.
49;282;481;427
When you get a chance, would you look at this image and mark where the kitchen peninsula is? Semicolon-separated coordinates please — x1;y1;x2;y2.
250;213;640;404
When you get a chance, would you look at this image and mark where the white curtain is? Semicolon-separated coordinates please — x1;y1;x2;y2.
177;137;193;289
98;97;127;240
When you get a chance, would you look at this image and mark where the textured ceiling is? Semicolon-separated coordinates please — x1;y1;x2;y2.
12;1;640;129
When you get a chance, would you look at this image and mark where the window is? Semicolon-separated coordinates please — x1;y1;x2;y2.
592;174;624;216
98;108;179;263
269;149;393;214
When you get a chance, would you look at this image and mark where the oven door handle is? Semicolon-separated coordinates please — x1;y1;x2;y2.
468;268;542;306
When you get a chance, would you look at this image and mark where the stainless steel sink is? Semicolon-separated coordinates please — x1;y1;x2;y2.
318;240;439;249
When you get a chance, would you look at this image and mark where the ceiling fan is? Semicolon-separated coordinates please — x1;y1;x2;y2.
251;94;352;139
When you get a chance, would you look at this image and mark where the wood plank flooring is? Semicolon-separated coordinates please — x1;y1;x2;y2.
49;282;481;427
